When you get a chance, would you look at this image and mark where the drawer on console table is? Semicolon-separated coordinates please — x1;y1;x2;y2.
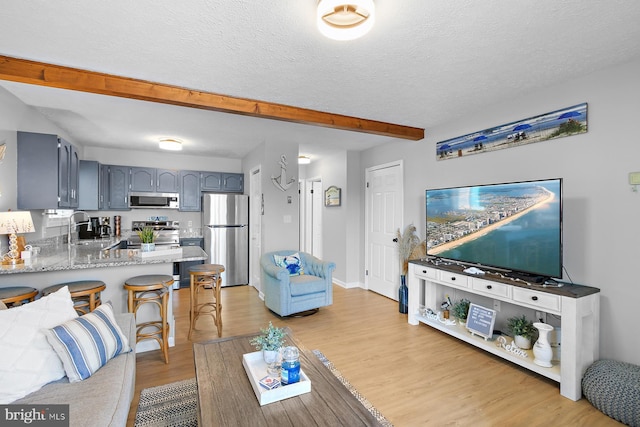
512;287;561;313
414;266;438;280
439;271;469;288
471;277;510;299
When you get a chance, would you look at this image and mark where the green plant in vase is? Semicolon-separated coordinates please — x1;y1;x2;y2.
136;227;157;252
506;315;535;349
250;322;286;376
451;299;471;324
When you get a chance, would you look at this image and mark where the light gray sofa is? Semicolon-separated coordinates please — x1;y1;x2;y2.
14;313;136;427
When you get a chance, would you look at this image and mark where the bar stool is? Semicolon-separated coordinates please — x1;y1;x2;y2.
189;264;224;340
0;286;38;308
42;280;106;315
123;274;173;363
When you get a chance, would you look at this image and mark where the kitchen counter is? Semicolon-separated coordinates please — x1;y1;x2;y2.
0;242;207;275
0;241;207;354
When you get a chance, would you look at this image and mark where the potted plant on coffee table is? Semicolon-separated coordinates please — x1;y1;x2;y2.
506;315;535;349
250;322;286;376
136;227;157;252
451;299;471;326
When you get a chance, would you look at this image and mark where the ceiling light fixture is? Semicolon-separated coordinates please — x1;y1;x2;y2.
317;0;375;41
298;155;311;164
159;138;183;151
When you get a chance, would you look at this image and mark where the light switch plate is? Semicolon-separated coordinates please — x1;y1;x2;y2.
629;172;640;185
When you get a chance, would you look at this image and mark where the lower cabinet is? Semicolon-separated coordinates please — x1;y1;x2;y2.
178;238;205;287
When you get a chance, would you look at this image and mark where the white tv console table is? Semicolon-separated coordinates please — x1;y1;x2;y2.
407;259;600;401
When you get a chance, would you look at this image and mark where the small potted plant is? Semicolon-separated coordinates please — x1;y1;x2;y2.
136;227;157;252
250;322;286;375
451;299;471;325
506;315;535;349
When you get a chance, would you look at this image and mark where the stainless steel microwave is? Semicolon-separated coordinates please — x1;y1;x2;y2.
128;192;179;209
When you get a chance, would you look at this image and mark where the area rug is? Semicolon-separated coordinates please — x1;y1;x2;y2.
134;350;392;427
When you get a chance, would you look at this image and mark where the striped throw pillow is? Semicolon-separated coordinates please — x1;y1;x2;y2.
44;303;131;382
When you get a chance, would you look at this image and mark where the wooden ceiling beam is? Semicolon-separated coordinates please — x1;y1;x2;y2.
0;55;424;141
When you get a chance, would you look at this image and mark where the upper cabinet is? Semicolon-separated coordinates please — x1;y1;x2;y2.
179;170;201;212
107;165;130;210
17;131;79;209
201;172;243;193
200;172;221;191
221;173;243;192
131;167;179;193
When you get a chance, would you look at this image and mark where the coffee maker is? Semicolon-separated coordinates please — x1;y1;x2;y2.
78;217;111;239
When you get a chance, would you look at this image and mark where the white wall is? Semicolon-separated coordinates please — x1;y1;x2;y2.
244;141;300;254
361;58;640;365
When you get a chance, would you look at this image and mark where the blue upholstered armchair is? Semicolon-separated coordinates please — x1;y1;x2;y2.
261;250;336;316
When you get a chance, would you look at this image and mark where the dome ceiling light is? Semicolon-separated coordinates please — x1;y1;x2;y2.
159;138;183;151
317;0;375;41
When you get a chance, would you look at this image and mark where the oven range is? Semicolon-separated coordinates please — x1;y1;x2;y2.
127;220;180;248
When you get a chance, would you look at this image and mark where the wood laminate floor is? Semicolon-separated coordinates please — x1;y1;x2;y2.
126;285;619;427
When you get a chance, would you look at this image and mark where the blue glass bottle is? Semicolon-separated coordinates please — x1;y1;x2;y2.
399;274;408;314
280;346;300;385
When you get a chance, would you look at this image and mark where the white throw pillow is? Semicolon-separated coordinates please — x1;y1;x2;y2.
45;302;131;382
0;286;78;403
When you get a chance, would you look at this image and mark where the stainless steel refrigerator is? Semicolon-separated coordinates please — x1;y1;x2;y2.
202;193;249;287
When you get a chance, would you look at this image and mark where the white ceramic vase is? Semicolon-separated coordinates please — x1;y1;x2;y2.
514;335;532;350
532;322;554;367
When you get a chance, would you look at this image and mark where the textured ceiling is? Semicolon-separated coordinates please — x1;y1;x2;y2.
1;0;639;160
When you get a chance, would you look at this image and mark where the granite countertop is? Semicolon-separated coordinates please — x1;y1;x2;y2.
0;240;208;275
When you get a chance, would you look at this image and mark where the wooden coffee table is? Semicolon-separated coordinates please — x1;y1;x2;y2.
193;331;385;426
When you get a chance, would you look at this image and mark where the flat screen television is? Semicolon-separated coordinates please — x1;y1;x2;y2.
425;178;562;280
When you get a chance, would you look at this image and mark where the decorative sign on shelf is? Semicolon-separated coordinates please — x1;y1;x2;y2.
466;303;497;341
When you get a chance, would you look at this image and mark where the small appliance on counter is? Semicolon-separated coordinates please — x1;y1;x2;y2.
79;216;112;239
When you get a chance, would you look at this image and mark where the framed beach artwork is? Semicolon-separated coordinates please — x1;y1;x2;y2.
436;103;588;161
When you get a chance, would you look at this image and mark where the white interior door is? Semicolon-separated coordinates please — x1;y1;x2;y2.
249;166;262;293
311;180;323;258
365;161;403;300
300;178;323;258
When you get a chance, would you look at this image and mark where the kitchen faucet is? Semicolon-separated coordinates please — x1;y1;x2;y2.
67;211;92;244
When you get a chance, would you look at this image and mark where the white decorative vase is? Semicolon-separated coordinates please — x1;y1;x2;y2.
532;322;554;367
141;243;155;252
514;335;532;350
263;349;281;376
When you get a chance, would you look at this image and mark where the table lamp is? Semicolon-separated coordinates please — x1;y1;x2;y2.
0;211;35;266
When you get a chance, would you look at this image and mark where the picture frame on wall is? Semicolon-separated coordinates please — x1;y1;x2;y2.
325;186;341;207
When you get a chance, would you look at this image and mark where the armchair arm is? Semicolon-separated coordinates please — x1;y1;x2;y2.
260;257;290;282
300;253;336;278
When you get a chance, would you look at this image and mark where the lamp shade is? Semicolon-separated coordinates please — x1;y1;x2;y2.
0;211;35;234
317;0;375;41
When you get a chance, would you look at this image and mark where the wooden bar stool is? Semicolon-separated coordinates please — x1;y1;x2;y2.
42;280;106;315
0;286;38;308
124;274;173;363
189;264;224;340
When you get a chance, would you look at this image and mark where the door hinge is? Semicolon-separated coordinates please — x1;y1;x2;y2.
366;182;369;188
365;270;369;276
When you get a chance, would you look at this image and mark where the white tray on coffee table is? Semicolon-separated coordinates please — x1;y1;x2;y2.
242;351;311;406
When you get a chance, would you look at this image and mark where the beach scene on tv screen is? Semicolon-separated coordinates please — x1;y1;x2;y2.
426;179;562;277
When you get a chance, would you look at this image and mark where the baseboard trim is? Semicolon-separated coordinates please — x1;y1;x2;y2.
333;279;365;289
